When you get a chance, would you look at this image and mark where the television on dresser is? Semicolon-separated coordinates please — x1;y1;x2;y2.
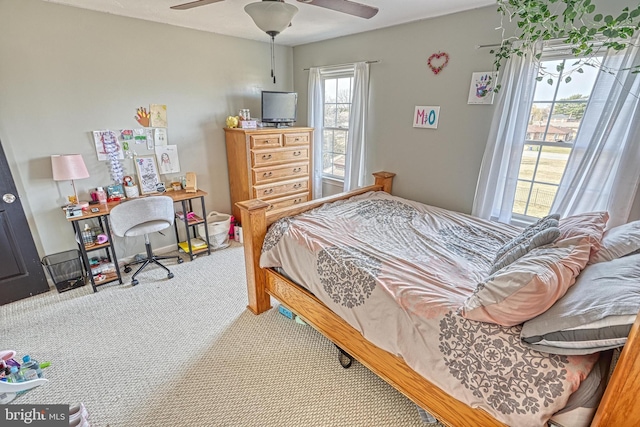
261;91;297;127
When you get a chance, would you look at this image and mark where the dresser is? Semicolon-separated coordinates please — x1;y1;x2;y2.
225;127;313;221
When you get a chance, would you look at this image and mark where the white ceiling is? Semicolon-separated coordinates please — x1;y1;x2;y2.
42;0;495;46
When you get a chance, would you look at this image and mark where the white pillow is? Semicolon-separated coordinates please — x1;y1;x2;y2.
521;254;640;355
589;220;640;264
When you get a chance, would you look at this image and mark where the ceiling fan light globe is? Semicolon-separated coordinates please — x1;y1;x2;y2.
244;1;298;35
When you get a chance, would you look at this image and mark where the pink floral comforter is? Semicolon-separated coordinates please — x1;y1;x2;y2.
259;191;598;427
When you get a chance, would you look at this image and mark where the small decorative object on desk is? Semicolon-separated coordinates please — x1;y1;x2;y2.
185;172;197;193
107;184;126;201
95;187;107;204
124;184;139;198
65;204;83;219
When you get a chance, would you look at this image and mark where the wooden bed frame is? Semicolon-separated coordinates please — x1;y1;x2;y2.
237;171;640;427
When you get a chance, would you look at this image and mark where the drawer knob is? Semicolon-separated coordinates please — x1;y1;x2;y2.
293;151;301;156
263;172;273;178
293;183;301;189
294;138;300;141
262;154;272;160
294;199;302;204
264;188;274;195
293;167;301;173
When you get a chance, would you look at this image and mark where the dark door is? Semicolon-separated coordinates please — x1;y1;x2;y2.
0;139;49;305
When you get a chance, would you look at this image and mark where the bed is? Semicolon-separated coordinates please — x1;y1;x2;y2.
236;171;640;427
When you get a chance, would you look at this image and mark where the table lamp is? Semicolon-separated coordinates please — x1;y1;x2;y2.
51;154;90;205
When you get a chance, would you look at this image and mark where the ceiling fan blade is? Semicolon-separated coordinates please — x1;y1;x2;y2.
297;0;378;19
170;0;224;10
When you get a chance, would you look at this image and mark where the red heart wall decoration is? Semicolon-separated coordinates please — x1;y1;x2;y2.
428;52;450;75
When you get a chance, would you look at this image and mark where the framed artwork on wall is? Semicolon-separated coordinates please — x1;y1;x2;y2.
134;155;161;195
468;72;497;105
155;145;180;174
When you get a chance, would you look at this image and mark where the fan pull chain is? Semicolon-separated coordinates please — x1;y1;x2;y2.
270;35;276;84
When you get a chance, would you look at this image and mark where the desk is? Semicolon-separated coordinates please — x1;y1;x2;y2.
65;189;210;292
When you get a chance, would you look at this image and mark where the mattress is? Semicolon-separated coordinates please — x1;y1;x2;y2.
260;191;600;427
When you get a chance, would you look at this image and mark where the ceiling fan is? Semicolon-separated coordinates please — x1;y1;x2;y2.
170;0;379;20
170;0;378;83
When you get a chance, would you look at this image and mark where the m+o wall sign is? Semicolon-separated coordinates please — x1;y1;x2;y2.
413;106;440;129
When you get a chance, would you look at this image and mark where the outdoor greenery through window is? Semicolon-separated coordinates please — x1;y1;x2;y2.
322;75;353;179
513;53;601;219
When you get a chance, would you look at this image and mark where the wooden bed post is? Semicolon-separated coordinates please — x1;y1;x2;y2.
373;171;396;194
236;199;272;315
591;312;640;426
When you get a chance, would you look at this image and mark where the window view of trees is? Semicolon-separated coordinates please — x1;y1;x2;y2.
554;94;588;120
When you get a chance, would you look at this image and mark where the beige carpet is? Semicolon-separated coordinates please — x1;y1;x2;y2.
1;242;438;427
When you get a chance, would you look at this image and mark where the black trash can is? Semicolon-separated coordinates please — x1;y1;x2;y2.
42;250;85;293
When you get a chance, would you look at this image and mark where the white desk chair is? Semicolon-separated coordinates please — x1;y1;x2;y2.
109;196;183;286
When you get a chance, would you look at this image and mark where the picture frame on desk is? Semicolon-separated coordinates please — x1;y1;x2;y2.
134;155;160;195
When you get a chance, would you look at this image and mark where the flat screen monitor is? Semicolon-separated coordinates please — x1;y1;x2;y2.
261;91;297;126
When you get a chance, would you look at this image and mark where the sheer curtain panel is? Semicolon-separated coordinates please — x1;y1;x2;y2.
343;62;370;191
472;42;541;223
550;39;640;228
307;67;324;198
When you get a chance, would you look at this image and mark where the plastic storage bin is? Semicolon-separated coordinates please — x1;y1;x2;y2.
198;212;231;250
41;250;85;293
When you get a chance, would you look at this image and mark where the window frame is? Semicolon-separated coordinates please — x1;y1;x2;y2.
319;69;354;181
511;50;597;223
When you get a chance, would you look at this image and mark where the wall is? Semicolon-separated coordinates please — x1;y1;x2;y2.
0;0;293;258
293;0;640;218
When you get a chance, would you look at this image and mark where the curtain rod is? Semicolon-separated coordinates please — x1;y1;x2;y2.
476;43;501;49
477;37;607;50
303;60;380;71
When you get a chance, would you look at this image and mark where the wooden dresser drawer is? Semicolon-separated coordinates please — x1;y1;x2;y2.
225;127;313;222
250;134;282;149
251;147;309;167
265;193;310;211
253;178;308;200
253;163;309;184
283;133;310;146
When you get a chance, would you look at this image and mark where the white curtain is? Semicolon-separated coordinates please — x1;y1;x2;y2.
472;43;542;222
307;67;324;198
343;62;370;191
550;40;640;228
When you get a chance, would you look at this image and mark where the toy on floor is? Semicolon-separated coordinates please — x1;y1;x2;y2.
0;349;50;403
277;305;307;325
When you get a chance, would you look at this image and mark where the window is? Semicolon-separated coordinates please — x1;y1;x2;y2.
321;74;353;180
512;53;601;219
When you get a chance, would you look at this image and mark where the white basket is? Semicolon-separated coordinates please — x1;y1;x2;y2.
198;212;231;249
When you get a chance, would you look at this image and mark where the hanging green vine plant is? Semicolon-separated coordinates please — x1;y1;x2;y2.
492;0;640;90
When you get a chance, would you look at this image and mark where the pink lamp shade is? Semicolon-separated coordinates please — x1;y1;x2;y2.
51;154;90;181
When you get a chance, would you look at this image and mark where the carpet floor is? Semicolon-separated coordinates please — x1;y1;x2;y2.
1;243;438;426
